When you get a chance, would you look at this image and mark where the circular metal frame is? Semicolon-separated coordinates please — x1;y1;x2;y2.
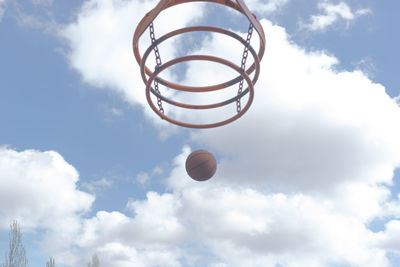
133;0;265;128
146;55;254;128
140;26;260;93
133;0;265;90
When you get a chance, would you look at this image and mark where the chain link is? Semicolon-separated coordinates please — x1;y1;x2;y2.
236;23;253;113
149;23;164;114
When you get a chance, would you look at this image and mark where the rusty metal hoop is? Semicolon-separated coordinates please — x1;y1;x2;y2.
133;0;265;89
146;55;254;128
133;0;265;128
140;26;260;92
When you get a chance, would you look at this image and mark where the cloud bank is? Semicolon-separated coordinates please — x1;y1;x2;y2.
0;146;94;264
0;147;94;230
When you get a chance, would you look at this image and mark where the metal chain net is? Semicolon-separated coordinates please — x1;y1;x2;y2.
149;22;164;114
236;23;253;113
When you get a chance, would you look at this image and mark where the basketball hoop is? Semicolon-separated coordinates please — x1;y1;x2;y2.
133;0;266;128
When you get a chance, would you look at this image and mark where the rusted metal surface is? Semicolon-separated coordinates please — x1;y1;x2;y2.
133;0;265;128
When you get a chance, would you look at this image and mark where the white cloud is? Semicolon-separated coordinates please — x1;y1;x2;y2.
6;1;58;32
14;12;55;31
69;193;185;266
59;0;206;129
0;146;94;230
352;56;377;78
31;0;53;6
0;146;95;265
81;177;114;193
245;0;291;14
56;154;391;266
302;1;372;32
135;172;150;185
378;220;400;253
135;165;164;185
110;107;123;116
34;144;397;266
152;165;163;175
95;242;181;267
394;95;400;105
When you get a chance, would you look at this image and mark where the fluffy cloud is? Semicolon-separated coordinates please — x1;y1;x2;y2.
0;146;94;230
56;148;391;266
59;0;206;128
23;0;400;266
81;177;114;193
175;20;400;197
302;1;372;32
379;220;400;253
64;193;184;266
0;146;94;264
1;145;395;266
135;165;164;185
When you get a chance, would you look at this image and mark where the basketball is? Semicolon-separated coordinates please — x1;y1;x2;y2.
185;150;217;181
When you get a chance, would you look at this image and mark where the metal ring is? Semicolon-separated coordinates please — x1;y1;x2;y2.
140;26;260;92
133;0;265;89
149;87;250;110
146;55;254;128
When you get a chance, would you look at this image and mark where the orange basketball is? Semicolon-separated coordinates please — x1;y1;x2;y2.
185;150;217;181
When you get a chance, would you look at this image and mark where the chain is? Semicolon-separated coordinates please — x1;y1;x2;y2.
149;23;164;114
236;23;253;113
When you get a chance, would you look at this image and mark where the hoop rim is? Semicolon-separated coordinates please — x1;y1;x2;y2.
149;87;250;109
140;26;260;92
146;55;254;128
133;0;265;88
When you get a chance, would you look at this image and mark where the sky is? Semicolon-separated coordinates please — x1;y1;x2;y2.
1;0;400;266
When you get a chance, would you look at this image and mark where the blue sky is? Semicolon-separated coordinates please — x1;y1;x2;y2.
1;0;400;266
